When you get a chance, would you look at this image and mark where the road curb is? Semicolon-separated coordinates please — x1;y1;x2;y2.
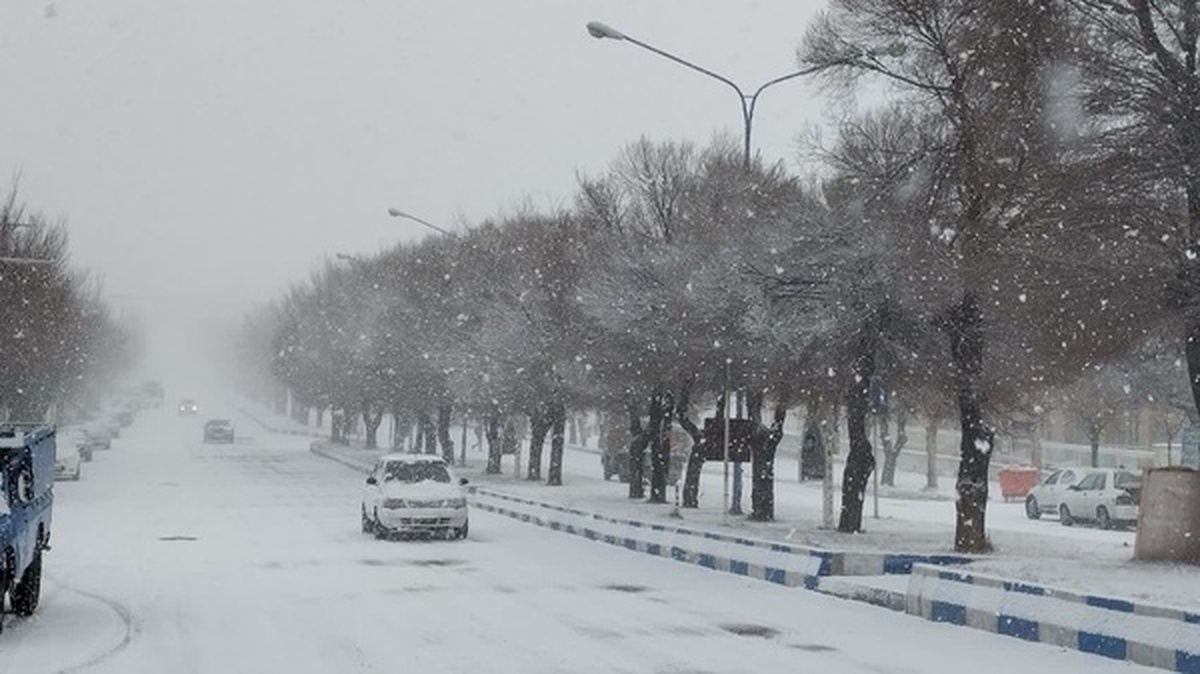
309;442;375;472
906;564;1200;673
466;486;972;587
237;406;325;439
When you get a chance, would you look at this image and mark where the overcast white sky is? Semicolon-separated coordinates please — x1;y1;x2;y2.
2;1;835;315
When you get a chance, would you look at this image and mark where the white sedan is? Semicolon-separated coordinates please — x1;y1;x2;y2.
361;454;469;540
1024;467;1086;519
54;447;82;481
1058;468;1141;529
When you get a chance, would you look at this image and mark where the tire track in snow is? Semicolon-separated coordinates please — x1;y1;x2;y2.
53;585;140;674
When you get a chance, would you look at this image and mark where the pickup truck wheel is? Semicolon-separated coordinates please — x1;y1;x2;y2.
455;520;469;540
11;552;42;616
361;507;374;534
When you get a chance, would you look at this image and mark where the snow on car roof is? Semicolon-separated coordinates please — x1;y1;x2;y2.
378;453;447;464
0;435;25;448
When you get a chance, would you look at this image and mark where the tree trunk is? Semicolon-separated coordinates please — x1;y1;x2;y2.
1031;420;1044;469
627;402;648;500
580;416;592;448
485;412;502;474
437;404;455;464
950;293;994;553
363;408;383;449
881;409;908;487
677;389;717;509
750;388;789;522
547;402;566;486
343;408;357;445
527;405;551;481
422;407;441;453
330;409;344;445
924;420;940;490
648;391;670;504
839;349;876;533
1089;428;1101;468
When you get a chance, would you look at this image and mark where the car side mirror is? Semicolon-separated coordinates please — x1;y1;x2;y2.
459;478;469;486
366;476;377;485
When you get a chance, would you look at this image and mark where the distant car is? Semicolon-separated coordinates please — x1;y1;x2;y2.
178;399;198;416
1024;467;1086;519
84;423;113;452
202;419;235;444
1058;469;1142;529
54;448;82;481
361;454;469;540
59;426;93;462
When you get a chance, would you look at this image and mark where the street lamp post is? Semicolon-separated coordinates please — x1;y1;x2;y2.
387;208;456;237
586;20;836;169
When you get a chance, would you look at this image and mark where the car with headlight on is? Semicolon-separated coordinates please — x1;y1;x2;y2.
361;454;469;540
178;399;198;416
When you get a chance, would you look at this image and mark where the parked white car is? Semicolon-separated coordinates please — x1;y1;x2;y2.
58;426;93;462
361;454;469;540
1058;468;1141;529
54;447;82;481
1024;467;1086;519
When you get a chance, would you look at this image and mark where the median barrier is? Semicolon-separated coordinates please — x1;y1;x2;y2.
906;564;1200;673
467;487;972;591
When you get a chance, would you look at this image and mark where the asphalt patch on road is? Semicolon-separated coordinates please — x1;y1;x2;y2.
358;558;467;568
405;558;467;568
790;643;838;653
158;535;198;542
601;583;649;593
719;623;779;638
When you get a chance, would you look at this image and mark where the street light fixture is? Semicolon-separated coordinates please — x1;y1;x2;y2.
387;207;456;237
586;20;846;168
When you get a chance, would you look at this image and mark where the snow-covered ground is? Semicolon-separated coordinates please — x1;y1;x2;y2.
0;403;1168;673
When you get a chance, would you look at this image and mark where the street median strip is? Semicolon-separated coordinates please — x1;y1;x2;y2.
906;564;1200;673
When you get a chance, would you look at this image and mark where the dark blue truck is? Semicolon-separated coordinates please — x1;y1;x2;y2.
0;424;54;632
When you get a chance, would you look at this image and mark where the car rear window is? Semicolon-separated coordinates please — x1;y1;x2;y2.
1115;471;1140;488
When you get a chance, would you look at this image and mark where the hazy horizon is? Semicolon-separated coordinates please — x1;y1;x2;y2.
1;0;838;363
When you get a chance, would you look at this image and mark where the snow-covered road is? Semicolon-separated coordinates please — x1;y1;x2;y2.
1;406;1159;673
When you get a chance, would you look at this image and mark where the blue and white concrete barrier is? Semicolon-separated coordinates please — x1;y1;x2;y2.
906;564;1200;673
470;487;831;588
468;487;972;591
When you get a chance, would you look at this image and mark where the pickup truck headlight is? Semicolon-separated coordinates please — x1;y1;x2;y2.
383;498;408;509
444;497;467;508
